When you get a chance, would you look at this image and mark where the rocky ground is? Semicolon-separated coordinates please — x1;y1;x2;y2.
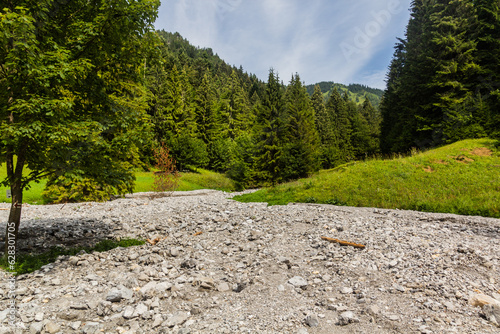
0;189;499;334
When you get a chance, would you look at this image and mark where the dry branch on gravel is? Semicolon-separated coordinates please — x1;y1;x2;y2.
321;236;366;249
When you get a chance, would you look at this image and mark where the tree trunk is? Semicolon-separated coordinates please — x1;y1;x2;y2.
4;182;23;260
3;143;26;259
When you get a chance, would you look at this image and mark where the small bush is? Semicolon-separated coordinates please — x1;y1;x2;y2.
324;198;348;206
152;143;180;195
42;176;114;204
304;196;317;203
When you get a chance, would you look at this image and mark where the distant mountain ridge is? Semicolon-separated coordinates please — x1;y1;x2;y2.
305;81;384;109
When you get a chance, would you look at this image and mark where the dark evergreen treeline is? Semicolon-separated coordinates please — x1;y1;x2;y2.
145;31;382;188
380;0;500;153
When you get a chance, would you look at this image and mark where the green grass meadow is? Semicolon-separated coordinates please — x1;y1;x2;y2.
0;167;236;204
1;139;499;218
234;138;500;218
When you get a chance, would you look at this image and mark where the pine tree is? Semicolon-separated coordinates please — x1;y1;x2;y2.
219;70;253;139
311;85;336;167
473;0;500;138
360;99;381;155
281;74;321;180
380;0;489;152
194;72;217;145
254;69;285;184
325;88;353;164
380;39;409;153
163;64;196;138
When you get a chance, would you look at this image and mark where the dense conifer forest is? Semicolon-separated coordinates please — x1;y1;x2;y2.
380;0;500;153
144;31;383;188
2;0;499;205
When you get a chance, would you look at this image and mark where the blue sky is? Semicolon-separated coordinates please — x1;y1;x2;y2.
155;0;412;89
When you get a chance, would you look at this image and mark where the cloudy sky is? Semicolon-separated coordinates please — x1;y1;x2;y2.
155;0;412;89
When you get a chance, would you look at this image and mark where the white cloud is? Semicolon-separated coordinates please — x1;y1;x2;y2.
155;0;412;89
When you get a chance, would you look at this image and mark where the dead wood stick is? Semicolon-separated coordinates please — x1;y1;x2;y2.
321;236;366;249
146;236;166;245
193;231;203;236
0;208;8;210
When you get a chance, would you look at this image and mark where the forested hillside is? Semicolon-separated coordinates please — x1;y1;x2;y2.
380;0;500;153
305;82;384;109
144;31;382;188
4;0;499;209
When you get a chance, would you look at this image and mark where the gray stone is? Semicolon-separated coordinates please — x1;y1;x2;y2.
305;314;319;327
140;281;158;295
387;314;400;321
164;312;189;328
194;277;215;290
134;303;149;317
366;305;380;316
170;248;180;257
44;321;61;334
69;321;81;330
0;310;8;323
152;314;164;328
29;322;44;334
123;305;136;319
106;288;123;302
288;276;308;289
217;282;231;292
388;260;399;268
70;302;88;310
155;281;173;293
338;311;359;326
483;303;500;327
340;287;353;294
34;312;44;322
81;321;101;334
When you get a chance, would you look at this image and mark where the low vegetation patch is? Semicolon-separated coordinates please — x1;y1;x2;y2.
234;139;500;218
0;168;236;204
0;238;145;276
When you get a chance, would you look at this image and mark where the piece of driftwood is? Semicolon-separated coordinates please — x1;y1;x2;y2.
193;231;203;236
146;237;165;245
321;236;366;249
0;208;8;210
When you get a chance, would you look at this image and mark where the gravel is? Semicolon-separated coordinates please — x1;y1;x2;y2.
0;189;499;333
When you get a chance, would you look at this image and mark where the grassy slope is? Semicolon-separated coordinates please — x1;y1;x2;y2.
234;139;500;218
0;168;235;204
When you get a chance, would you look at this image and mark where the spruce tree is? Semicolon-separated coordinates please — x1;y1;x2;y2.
311;85;335;167
474;0;500;138
281;74;321;180
254;69;285;184
325;88;353;164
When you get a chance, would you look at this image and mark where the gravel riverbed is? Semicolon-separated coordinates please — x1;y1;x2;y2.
0;189;499;333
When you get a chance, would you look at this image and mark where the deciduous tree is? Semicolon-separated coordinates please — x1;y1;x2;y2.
0;0;159;257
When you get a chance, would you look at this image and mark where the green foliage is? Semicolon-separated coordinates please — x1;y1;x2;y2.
254;69;286;184
42;175;116;204
0;238;145;276
305;82;384;109
168;133;209;170
226;134;256;190
281;74;321;180
234;139;500;218
0;0;160;256
381;0;499;152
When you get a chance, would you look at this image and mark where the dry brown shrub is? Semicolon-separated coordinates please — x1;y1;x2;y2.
152;143;180;196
